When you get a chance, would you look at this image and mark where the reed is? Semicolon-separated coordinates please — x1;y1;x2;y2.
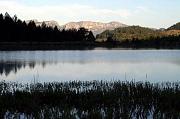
0;80;180;118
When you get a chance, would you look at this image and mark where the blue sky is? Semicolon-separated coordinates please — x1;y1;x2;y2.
0;0;179;28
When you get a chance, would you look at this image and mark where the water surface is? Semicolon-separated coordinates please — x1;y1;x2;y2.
0;50;180;83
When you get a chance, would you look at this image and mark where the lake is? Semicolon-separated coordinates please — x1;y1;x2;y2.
0;50;180;83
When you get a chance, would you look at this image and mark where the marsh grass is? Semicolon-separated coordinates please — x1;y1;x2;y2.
0;80;180;118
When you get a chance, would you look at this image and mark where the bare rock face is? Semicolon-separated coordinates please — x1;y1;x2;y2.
63;21;128;35
26;20;60;28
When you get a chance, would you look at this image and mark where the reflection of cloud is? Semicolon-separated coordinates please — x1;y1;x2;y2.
0;1;131;24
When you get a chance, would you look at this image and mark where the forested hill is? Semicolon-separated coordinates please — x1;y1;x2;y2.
96;25;180;42
96;26;161;42
168;22;180;30
0;13;95;43
96;25;180;48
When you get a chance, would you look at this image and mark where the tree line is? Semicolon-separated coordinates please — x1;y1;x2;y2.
0;12;96;43
0;12;180;49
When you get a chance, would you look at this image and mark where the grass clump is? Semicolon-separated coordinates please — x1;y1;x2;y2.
0;80;180;118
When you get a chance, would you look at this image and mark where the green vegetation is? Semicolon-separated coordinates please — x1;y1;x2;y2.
96;26;161;42
96;25;180;49
1;81;180;118
97;24;180;42
168;22;180;30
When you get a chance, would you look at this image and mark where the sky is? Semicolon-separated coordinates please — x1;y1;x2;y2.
0;0;179;28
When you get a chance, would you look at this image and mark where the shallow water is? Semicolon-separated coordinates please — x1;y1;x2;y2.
0;50;180;83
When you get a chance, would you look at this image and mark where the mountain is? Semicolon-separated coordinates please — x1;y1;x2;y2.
26;20;127;35
167;22;180;30
96;26;161;42
25;20;180;40
26;20;61;28
63;21;127;35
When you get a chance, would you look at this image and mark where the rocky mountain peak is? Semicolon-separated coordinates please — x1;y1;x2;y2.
63;21;127;35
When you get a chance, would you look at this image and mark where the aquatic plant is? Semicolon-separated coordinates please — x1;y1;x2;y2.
0;80;180;118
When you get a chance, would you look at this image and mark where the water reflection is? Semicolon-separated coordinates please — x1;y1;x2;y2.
0;61;40;76
0;50;180;83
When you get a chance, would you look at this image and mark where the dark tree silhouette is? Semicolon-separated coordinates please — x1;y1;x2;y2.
87;31;96;42
0;13;96;44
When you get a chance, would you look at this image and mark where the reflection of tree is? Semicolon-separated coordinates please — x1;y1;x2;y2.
0;61;37;76
29;62;36;69
42;61;46;68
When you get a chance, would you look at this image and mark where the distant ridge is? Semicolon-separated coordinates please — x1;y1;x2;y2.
25;20;180;37
63;21;128;35
25;20;127;35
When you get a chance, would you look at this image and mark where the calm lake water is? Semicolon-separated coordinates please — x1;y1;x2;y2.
0;50;180;83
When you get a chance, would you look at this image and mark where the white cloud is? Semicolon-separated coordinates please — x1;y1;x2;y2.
0;0;131;24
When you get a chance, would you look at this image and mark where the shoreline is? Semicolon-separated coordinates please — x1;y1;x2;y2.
0;42;179;50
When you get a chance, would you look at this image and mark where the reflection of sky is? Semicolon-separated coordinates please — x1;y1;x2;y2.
0;50;180;83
